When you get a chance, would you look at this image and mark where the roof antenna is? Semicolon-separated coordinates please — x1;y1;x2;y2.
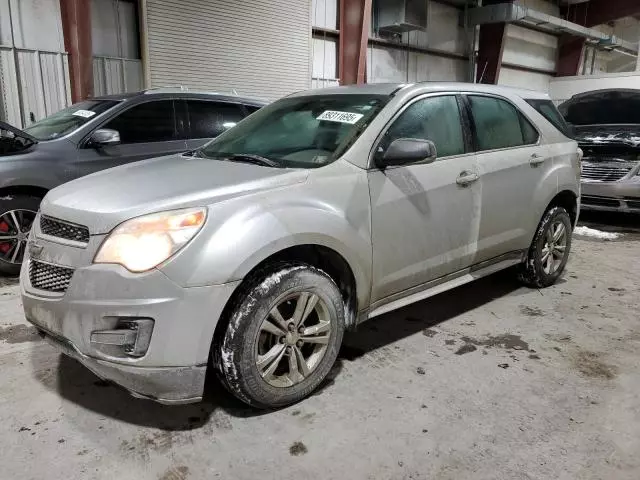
231;89;239;96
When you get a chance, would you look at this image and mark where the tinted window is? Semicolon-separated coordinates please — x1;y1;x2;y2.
23;100;118;140
380;95;465;158
469;96;538;151
244;105;262;115
526;99;572;137
104;101;176;144
187;101;245;138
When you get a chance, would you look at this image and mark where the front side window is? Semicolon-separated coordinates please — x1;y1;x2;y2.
187;101;245;138
23;100;119;141
468;96;539;151
379;95;465;158
104;100;176;144
200;94;389;168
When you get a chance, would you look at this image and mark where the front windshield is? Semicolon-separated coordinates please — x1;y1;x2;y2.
24;100;119;140
200;94;390;168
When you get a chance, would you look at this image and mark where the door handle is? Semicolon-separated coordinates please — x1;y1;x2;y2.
456;171;479;186
530;153;545;166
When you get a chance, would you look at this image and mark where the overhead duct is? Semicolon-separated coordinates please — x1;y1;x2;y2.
465;2;638;56
376;0;427;34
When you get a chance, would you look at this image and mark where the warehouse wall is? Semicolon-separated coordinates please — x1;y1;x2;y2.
312;0;338;88
497;0;558;92
0;0;70;127
91;0;143;96
368;2;468;83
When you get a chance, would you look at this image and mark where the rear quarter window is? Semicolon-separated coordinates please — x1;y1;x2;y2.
526;99;572;138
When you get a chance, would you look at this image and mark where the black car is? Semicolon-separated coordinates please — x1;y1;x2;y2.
0;88;266;275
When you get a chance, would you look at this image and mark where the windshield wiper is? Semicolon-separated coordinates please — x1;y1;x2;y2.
228;153;280;168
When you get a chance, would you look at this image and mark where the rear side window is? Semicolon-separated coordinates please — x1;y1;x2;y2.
526;99;572;137
380;95;465;158
104;100;176;144
186;101;245;138
468;95;539;151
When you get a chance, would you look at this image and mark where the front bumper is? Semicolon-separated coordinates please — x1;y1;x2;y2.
21;243;239;404
581;178;640;213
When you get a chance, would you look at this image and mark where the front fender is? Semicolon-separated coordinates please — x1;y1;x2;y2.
160;189;373;310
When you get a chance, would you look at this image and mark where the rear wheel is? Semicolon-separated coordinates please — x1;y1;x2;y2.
519;206;572;288
0;196;40;276
216;263;345;409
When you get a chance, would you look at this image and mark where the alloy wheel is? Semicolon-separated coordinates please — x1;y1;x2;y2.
0;209;37;265
541;220;567;275
255;291;332;388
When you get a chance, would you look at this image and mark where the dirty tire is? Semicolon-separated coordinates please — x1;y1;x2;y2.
519;206;572;288
216;263;345;409
0;195;41;276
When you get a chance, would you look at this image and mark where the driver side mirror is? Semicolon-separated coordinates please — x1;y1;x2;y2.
90;128;120;147
375;138;437;168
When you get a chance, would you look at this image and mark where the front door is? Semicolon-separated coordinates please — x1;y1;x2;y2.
70;99;187;180
368;94;480;304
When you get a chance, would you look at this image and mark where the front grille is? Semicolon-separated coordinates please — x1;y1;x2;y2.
625;199;640;209
29;260;75;293
581;163;633;182
40;216;90;244
582;196;621;208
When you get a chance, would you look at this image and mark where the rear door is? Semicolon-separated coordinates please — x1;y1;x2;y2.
71;99;187;178
183;100;246;150
465;94;551;264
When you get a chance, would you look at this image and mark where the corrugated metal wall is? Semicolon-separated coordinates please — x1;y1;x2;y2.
92;0;143;96
312;0;339;88
145;0;312;100
0;0;70;128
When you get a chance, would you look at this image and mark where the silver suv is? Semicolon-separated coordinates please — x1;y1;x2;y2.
20;83;581;408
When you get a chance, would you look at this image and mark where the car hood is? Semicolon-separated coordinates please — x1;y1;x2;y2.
1;120;38;156
41;154;309;234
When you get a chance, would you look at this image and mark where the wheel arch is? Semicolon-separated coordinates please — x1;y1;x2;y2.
0;185;49;201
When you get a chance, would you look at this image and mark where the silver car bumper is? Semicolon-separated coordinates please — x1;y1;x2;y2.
21;252;239;405
581;178;640;213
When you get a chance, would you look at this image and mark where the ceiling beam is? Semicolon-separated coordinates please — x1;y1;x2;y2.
563;0;640;28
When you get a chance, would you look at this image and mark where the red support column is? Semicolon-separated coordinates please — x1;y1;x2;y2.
339;0;372;85
556;34;585;77
60;0;93;102
475;0;513;84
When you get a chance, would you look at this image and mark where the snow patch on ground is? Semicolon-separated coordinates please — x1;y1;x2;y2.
574;226;622;240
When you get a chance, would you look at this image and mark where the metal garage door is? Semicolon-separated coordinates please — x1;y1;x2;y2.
144;0;311;101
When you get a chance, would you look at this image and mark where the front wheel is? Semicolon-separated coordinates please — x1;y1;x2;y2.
0;196;40;276
519;206;572;288
216;263;345;409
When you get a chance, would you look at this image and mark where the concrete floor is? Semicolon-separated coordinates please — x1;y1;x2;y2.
1;213;639;480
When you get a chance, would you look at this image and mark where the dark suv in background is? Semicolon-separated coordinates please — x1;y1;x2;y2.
0;88;266;275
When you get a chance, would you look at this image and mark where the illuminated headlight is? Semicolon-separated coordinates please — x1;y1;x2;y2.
94;208;207;272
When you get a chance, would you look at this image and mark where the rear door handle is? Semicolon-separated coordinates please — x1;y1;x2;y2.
456;171;479;186
530;153;545;166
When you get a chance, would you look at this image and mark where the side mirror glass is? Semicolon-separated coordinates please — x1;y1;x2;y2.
376;138;437;168
90;128;120;147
